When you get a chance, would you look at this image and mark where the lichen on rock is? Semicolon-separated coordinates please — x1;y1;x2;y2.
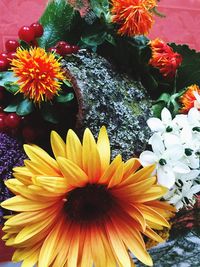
62;50;152;159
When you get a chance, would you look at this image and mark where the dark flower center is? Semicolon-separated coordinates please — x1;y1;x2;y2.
64;183;114;223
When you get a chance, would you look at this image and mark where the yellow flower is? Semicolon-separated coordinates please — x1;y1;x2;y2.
1;126;175;267
111;0;157;36
11;47;65;104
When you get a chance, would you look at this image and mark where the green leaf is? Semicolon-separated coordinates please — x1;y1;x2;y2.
170;43;200;91
0;71;18;89
105;34;116;46
81;31;107;47
38;0;75;49
16;98;34;116
19;40;30;50
3;82;19;94
41;104;59;124
90;0;110;19
4;96;22;113
152;101;166;118
56;92;74;103
63;80;72;87
158;93;171;103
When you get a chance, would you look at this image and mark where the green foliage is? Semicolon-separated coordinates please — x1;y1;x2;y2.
0;72;19;93
171;43;200;90
56;92;74;103
16;98;34;116
152;90;184;118
90;0;110;19
41;103;60;124
38;0;76;49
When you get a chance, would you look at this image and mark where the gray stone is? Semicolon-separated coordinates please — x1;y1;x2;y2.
62;50;152;160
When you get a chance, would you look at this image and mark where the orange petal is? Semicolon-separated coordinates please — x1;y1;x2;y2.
99;155;122;184
122;158;141;181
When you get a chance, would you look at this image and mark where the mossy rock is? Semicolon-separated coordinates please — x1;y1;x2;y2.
62;50;152;159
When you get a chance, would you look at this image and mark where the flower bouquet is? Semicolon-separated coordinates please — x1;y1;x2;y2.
0;0;200;266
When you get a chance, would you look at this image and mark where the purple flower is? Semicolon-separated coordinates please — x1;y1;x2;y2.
0;133;26;224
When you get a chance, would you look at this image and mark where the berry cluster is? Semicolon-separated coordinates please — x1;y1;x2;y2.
0;40;19;71
18;22;44;44
0;86;43;142
48;41;79;56
0;22;44;72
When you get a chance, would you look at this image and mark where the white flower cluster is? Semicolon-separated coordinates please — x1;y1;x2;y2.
140;107;200;210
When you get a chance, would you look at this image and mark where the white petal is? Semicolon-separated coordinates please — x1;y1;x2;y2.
161;108;172;124
163;133;182;148
187;185;200;196
193;91;200;103
188;155;200;169
177;170;200;181
188;107;200;124
139;151;157;166
157;165;176;189
180;126;193;143
164;145;184;160
173;162;190;174
174;114;188;128
149;133;165;156
147;118;165;132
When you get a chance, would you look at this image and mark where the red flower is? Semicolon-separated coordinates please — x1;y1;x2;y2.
111;0;157;36
149;38;182;79
179;84;200;114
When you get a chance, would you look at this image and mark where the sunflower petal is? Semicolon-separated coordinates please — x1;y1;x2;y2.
66;129;82;168
82;128;101;182
97;126;110;174
24;145;60;176
99;155;122;184
51;131;66;158
57;157;88;187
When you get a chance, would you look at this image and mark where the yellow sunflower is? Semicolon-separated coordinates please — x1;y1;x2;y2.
11;47;65;104
1;126;175;267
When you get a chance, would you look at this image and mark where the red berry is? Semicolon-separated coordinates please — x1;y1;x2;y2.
5;40;19;52
30;22;44;38
18;26;35;43
0;52;8;60
56;41;69;48
5;113;21;128
22;125;37;142
0;114;6;130
59;44;73;56
7;52;17;62
71;45;79;53
0;59;9;71
48;47;59;54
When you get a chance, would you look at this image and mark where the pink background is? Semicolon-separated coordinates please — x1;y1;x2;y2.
0;0;200;51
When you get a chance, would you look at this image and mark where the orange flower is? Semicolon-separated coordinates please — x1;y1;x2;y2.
149;38;182;79
179;84;200;113
11;47;65;104
111;0;157;36
1;127;175;267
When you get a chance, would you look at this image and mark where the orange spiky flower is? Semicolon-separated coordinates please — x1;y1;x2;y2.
11;47;65;104
179;84;200;114
1;126;175;267
149;38;182;79
111;0;157;36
